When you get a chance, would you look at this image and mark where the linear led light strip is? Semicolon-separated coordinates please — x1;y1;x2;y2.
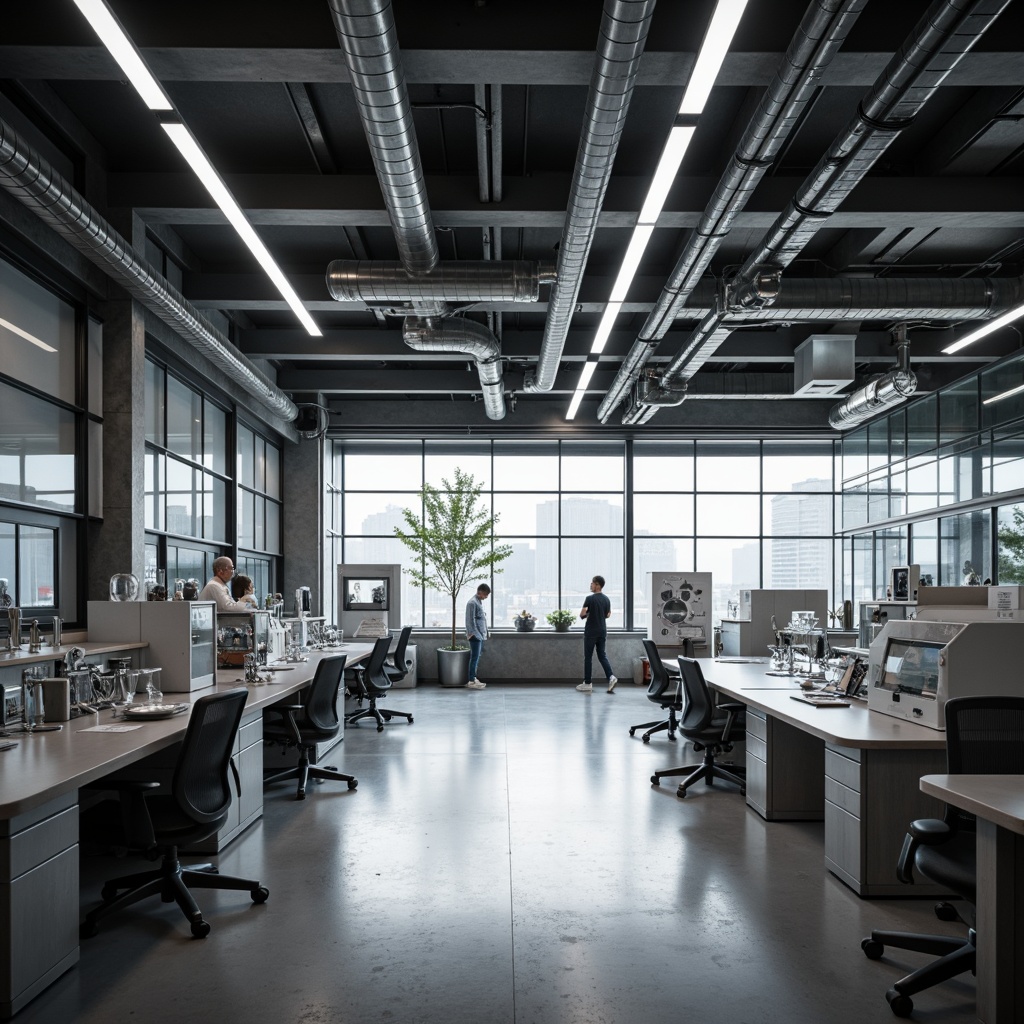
565;0;748;420
71;0;321;338
943;302;1024;355
0;316;58;353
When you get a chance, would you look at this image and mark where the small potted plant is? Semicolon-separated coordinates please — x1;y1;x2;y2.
546;609;575;633
514;610;536;632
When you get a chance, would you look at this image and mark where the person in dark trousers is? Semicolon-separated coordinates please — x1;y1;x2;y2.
577;576;618;693
465;583;490;689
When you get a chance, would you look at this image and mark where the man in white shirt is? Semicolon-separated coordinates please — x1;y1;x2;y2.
198;556;252;612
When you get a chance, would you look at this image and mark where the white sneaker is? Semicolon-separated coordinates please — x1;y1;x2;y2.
467;679;486;689
607;675;618;693
576;682;593;692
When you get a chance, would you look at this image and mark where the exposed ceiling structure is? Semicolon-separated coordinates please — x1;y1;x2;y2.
2;0;1024;435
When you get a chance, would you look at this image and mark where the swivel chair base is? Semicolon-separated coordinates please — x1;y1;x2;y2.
651;745;746;798
345;703;414;732
264;752;357;800
629;709;678;743
861;927;975;1018
81;847;268;939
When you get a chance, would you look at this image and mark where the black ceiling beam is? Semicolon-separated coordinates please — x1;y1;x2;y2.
3;47;1022;88
116;173;1024;230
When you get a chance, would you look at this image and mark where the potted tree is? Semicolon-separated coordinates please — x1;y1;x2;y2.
395;469;512;686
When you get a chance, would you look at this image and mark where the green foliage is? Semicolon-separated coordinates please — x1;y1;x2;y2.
997;506;1024;584
545;609;575;627
394;468;513;650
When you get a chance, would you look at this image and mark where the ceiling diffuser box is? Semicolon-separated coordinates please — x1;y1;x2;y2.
793;335;855;396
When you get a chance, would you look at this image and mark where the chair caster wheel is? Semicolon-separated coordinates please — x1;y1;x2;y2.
886;989;913;1017
80;919;99;939
650;776;659;785
191;919;211;939
297;790;306;800
629;728;637;736
348;780;358;790
862;938;884;960
251;886;269;904
934;901;958;921
408;716;414;723
376;724;384;732
676;788;687;798
642;733;651;743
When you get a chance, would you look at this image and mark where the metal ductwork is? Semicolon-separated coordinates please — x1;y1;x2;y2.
525;0;658;394
598;0;868;421
607;0;1013;427
328;0;515;419
403;317;505;420
0;116;298;423
828;327;916;430
731;0;1013;296
326;260;554;304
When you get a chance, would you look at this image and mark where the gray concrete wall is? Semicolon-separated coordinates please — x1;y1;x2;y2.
407;631;652;683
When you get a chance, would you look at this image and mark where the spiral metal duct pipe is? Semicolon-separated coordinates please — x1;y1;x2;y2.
403;317;505;420
0;115;298;422
732;0;1013;292
828;335;917;429
597;0;868;421
326;260;554;304
328;0;514;417
525;0;658;394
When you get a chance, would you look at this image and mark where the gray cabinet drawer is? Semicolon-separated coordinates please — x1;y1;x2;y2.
825;776;861;817
825;748;862;793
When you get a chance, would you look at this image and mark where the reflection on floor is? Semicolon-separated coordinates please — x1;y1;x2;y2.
21;684;976;1023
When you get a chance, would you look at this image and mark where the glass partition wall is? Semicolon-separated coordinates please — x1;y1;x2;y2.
326;438;839;630
838;348;1024;615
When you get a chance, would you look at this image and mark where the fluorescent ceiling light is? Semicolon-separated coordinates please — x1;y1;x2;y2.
638;126;697;225
72;0;172;111
943;302;1024;354
162;122;321;337
983;382;1024;406
591;302;623;355
679;0;749;115
0;316;58;353
565;362;599;420
565;390;586;421
609;225;655;303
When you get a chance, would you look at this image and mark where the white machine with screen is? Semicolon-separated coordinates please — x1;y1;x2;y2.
868;618;1024;729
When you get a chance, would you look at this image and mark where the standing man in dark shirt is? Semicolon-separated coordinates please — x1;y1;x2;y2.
577;575;618;693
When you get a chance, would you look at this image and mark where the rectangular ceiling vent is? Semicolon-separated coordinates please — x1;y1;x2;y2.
793;334;856;397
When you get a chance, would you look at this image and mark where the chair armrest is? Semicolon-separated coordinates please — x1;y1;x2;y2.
82;779;160;851
264;704;304;746
896;819;952;883
717;702;745;742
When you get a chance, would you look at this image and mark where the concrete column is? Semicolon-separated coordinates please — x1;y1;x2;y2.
87;298;146;600
282;436;323;616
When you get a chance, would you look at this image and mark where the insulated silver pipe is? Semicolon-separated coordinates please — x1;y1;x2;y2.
0;116;298;422
403;317;506;420
527;0;657;393
328;0;438;276
598;0;868;421
827;367;917;430
732;0;1013;289
326;260;554;303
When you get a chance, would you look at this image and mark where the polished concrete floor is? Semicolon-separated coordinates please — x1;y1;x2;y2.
22;684;976;1024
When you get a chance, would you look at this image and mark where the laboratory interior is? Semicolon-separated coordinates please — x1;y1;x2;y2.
3;1;1024;1022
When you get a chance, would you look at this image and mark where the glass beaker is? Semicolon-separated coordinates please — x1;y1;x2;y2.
109;573;140;602
131;668;163;705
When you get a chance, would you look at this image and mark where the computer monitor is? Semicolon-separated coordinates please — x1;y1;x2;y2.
342;577;389;611
874;636;943;700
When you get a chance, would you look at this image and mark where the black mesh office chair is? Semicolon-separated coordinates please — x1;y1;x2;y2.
346;635;414;731
384;625;414;685
862;695;1024;1018
80;688;268;940
263;654;357;799
651;656;746;797
629;639;690;743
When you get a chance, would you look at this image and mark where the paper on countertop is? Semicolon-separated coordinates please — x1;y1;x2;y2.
79;724;144;733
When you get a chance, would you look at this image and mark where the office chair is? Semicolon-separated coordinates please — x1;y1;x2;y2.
862;695;1024;1018
651;656;746;798
263;654;357;799
384;625;414;685
80;688;268;940
345;635;414;731
629;639;690;743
